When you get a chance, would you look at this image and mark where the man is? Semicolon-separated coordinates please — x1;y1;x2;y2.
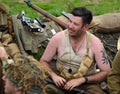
40;7;110;94
0;46;8;58
107;50;120;94
2;55;48;94
0;46;9;94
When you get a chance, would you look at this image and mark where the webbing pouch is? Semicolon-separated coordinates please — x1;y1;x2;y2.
73;54;93;78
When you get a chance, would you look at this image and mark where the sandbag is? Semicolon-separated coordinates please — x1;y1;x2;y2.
1;33;13;46
7;16;14;35
0;3;8;25
57;15;69;24
0;3;8;33
90;13;120;33
5;43;21;58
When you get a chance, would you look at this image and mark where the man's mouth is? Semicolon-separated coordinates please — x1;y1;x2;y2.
69;29;74;33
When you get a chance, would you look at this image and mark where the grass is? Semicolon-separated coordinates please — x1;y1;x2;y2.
1;0;120;18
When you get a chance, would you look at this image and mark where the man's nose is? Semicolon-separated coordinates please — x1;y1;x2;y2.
68;22;74;28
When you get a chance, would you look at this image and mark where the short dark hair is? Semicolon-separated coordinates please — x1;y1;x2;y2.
71;7;93;25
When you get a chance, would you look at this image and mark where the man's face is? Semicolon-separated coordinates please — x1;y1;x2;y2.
68;15;86;37
2;76;17;94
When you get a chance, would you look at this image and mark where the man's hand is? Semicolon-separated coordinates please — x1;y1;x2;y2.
51;74;66;88
63;77;85;91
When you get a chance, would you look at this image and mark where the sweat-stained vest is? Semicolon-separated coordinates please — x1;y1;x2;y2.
56;30;96;79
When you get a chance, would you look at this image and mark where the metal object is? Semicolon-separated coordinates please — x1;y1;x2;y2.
24;0;68;29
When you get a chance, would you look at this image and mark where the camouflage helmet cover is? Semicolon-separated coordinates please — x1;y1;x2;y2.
3;55;48;94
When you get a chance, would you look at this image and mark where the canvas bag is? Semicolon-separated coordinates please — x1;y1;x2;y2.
12;15;63;55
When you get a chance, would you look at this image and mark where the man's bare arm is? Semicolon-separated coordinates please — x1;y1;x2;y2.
40;60;57;78
84;70;109;83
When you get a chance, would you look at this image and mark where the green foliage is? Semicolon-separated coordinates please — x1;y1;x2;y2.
74;0;120;16
31;47;45;60
59;0;75;13
1;0;120;18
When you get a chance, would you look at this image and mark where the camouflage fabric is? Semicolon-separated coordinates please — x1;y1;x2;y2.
43;84;64;94
2;55;48;94
107;50;120;94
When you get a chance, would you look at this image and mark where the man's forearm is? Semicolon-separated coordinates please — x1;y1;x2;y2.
85;71;109;83
40;61;57;78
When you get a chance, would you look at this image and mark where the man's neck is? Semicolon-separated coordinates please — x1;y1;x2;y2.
70;31;86;42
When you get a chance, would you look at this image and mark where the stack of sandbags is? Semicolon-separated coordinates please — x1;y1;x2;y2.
0;3;8;31
90;13;120;33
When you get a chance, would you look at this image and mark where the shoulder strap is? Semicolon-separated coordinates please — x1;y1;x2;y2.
86;31;92;55
73;31;93;78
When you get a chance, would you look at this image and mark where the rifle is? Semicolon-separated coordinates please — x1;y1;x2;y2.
20;11;45;32
61;11;70;20
24;0;68;29
46;78;91;94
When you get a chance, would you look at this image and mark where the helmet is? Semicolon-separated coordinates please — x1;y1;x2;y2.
2;55;48;94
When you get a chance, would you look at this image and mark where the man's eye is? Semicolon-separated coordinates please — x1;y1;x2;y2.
74;23;79;26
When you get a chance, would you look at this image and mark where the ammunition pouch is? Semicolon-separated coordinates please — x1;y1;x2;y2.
73;54;93;78
57;54;93;79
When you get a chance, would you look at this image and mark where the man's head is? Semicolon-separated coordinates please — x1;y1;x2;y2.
2;55;48;94
71;7;93;26
68;7;93;37
2;75;19;94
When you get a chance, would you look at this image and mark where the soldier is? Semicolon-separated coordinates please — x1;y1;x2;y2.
40;7;110;94
0;46;9;94
107;50;120;94
2;55;48;94
0;46;8;59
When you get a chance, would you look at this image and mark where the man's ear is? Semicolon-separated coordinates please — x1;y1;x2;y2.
83;24;89;31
